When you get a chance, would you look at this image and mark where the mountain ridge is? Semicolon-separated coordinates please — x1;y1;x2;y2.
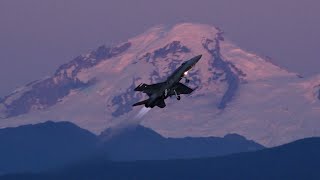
99;124;263;161
0;120;263;174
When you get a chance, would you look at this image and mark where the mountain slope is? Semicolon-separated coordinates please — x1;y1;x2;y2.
3;137;320;180
0;23;319;146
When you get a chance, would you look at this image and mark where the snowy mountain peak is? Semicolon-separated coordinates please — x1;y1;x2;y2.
0;23;319;147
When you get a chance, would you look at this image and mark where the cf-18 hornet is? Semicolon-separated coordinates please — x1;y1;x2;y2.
133;55;202;108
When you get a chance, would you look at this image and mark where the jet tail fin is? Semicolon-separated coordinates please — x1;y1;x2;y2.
132;99;149;107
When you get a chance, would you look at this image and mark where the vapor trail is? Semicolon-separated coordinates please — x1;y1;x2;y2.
135;107;151;119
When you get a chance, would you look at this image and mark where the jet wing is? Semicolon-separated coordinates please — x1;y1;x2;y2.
174;82;194;94
134;82;165;95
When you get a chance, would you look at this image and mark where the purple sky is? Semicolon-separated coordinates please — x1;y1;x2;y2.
0;0;319;96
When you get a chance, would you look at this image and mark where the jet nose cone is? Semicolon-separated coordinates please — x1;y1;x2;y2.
192;54;202;63
196;54;202;61
196;54;202;59
186;55;202;66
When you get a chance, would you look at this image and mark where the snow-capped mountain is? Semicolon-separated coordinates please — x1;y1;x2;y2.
0;23;319;147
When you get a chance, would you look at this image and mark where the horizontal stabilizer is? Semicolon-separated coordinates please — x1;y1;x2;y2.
132;99;149;107
134;83;148;91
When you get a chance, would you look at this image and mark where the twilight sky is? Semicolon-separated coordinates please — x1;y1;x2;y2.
0;0;319;96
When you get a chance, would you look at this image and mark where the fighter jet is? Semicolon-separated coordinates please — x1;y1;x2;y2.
132;55;202;108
